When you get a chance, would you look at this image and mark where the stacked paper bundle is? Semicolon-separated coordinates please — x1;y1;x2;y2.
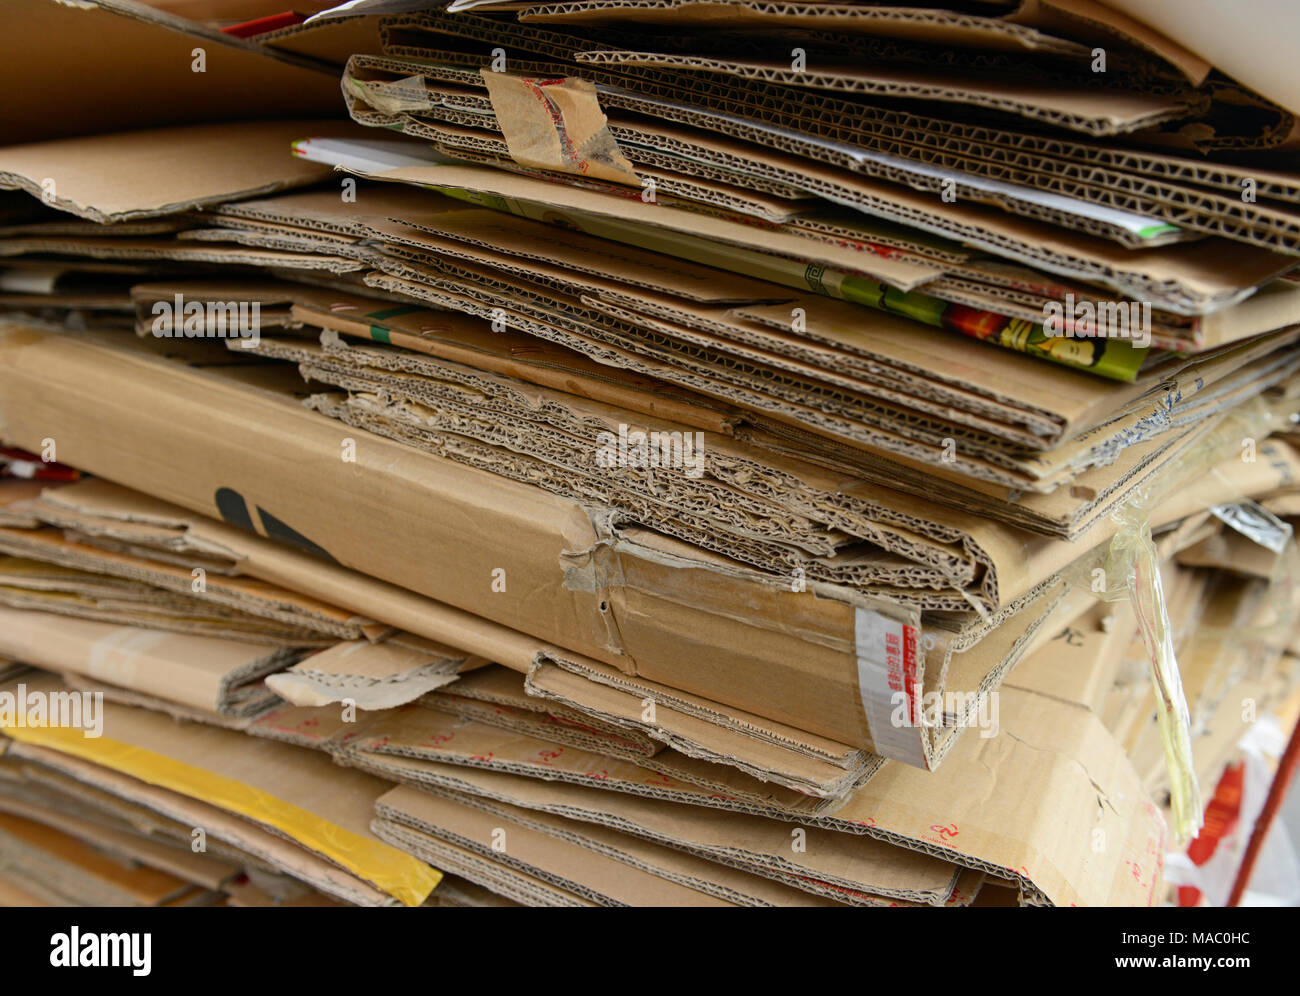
0;0;1298;908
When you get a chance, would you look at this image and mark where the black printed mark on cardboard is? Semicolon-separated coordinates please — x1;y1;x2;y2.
213;487;338;563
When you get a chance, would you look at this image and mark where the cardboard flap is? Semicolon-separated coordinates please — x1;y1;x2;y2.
0;121;376;223
0;0;343;145
1103;0;1300;115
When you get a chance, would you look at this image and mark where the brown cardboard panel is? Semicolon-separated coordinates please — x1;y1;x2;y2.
0;606;296;716
0;121;375;224
0;217;191;238
0;871;51;905
0;516;373;640
362;165;947;290
526;659;875;797
355;668;1166;905
260;15;386;66
223;878;350;907
325;551;1180;910
437;133;827;225
0;0;342;145
352;263;1060;488
146;1;340;18
580;48;1200;135
370;11;1300;252
348;257;1068;502
24;481;577;678
339;704;848;817
364;19;1248;239
0;672;440;906
349;53;1297;273
0;565;329;647
422;663;661;759
813;690;1164;908
4;747;285;879
378;783;872;905
1177;527;1285;581
1020;0;1211;83
521;0;1091;58
0;792;240;891
1008;599;1139;717
376;785;738;905
365;759;961;903
244;337;982;595
291;295;737;432
7;738;394;906
364;727;948;903
426;872;522;907
354;230;1094;450
363;207;790;304
5;324;1290;759
1104;0;1300;116
267;632;481;709
0;810;195;906
356;159;1293;314
215;184;448;233
371;819;596;906
0;325;914;751
0;326;646;668
174;225;373;261
246;275;1300;537
742;381;1300;539
0;234;365;272
461;660;841;760
343;255;1298;524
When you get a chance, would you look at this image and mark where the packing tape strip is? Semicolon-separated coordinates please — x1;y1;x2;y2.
0;723;441;907
344;74;439;115
480;69;642;186
85;628;170;695
853;607;927;769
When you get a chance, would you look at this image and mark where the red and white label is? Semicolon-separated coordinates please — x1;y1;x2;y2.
854;607;926;768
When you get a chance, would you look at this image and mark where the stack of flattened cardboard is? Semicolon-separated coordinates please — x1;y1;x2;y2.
0;0;1298;908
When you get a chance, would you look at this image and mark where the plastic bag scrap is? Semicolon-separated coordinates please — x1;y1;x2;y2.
1067;398;1297;844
